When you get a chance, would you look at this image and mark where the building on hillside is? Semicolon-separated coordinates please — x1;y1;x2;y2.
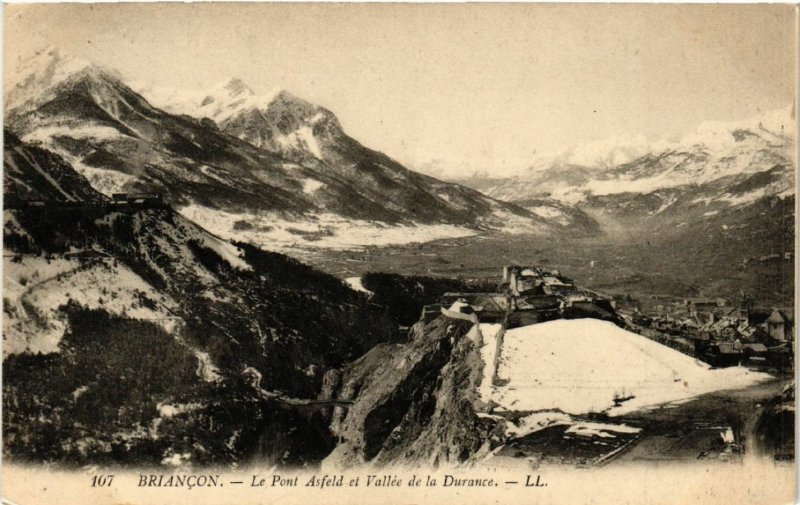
473;294;509;323
705;341;742;367
737;322;769;343
542;285;574;297
439;293;509;323
502;266;542;296
516;274;544;295
503;265;578;297
741;343;768;364
766;309;794;342
507;295;561;328
684;297;729;316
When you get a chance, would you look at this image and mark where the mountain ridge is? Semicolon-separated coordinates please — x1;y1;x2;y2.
5;47;601;250
454;106;795;203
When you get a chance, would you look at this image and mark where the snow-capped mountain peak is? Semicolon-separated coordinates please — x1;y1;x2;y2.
454;105;794;237
132;77;282;122
190;79;280;123
5;46;102;111
131;78;345;160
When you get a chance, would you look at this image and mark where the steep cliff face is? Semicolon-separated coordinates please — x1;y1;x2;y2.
324;317;494;468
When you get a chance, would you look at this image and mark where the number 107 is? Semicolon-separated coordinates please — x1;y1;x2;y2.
91;475;114;487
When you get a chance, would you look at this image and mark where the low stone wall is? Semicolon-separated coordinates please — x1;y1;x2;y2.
491;321;507;388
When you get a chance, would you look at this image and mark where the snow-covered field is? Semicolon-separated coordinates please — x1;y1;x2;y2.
484;319;772;418
179;204;479;251
177;200;560;254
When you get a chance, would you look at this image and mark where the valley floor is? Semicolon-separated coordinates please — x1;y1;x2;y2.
292;230;794;310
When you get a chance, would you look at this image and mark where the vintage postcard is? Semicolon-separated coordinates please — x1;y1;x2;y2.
2;3;797;505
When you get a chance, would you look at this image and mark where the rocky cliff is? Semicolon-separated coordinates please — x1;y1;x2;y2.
323;317;497;468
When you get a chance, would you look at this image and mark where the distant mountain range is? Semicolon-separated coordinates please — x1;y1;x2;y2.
454;107;795;239
4;47;600;251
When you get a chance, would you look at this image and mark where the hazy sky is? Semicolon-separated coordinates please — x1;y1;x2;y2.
4;3;798;177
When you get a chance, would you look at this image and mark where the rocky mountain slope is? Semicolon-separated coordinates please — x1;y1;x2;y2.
5;47;600;252
135;78;348;163
3;130;106;204
3;131;400;466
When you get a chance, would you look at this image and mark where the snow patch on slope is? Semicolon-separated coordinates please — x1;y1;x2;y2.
301;178;325;195
295;126;323;159
3;256;179;356
565;421;641;438
193;351;222;383
345;276;373;295
487;319;771;416
504;412;573;439
276;126;324;160
21;125;129;144
528;206;563;220
586;172;690;196
71;160;138;196
195;234;252;272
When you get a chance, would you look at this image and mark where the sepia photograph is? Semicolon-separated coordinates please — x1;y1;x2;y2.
1;3;797;504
